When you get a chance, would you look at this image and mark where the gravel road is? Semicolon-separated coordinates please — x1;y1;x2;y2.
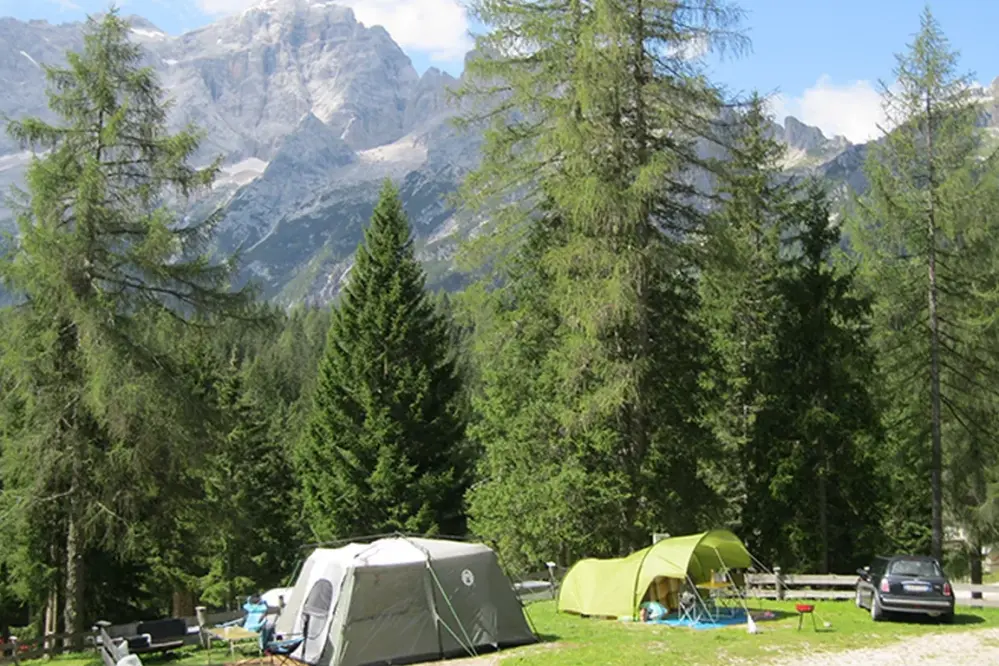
764;628;999;665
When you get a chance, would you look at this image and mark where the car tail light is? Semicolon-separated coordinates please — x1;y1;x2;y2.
943;582;952;596
880;578;890;593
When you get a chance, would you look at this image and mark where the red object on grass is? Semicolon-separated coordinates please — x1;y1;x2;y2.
795;604;814;613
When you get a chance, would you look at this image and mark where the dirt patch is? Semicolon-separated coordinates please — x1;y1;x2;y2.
763;628;999;665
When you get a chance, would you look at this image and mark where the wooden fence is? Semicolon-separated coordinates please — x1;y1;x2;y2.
746;570;999;608
510;567;999;610
0;631;99;666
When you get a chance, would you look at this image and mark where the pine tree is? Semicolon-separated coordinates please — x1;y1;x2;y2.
698;100;884;572
462;211;584;571
697;94;794;536
199;348;279;608
0;10;255;640
847;6;999;563
298;180;468;541
760;181;884;573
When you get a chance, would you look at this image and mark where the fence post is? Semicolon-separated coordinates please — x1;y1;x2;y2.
546;562;558;599
774;566;783;601
195;607;209;650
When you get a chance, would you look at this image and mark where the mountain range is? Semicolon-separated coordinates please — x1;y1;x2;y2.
1;0;998;305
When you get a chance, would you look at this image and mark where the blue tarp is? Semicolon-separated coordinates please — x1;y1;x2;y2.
655;608;748;630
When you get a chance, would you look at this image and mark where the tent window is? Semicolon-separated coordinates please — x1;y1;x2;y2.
302;578;335;639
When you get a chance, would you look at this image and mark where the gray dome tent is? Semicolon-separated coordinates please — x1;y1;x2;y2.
271;536;537;666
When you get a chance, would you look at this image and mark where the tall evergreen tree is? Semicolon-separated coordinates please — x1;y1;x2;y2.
847;6;999;563
758;181;884;573
297;180;468;541
461;211;581;572
697;94;793;534
198;347;297;608
0;10;255;639
456;0;744;559
698;99;884;572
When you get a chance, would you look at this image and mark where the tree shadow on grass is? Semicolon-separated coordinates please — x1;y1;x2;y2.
749;608;795;623
136;651;185;664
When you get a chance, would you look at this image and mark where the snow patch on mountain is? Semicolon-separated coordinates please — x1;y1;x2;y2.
333;133;429;184
19;51;39;67
216;157;269;188
131;28;168;40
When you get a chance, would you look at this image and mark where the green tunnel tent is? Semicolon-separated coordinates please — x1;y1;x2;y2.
556;529;753;619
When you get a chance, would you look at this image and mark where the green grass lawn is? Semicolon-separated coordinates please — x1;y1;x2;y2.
498;599;999;665
33;599;999;666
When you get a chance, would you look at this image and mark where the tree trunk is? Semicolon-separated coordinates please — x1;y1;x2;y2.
43;583;59;654
971;542;983;600
62;484;85;652
926;93;944;563
225;540;234;610
172;589;196;618
817;440;829;575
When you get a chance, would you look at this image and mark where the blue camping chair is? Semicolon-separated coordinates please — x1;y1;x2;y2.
261;629;303;666
202;596;273;659
220;597;271;635
259;612;303;666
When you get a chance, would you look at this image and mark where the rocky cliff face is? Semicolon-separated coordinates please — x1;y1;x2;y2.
0;0;990;306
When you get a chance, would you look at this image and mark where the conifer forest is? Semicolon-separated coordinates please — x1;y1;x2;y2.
3;1;999;642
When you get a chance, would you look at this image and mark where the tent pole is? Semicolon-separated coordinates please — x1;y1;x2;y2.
404;535;478;660
684;572;716;625
485;543;540;639
632;543;659;621
424;563;478;658
708;544;753;620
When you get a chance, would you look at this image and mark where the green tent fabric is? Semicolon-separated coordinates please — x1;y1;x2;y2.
556;530;753;618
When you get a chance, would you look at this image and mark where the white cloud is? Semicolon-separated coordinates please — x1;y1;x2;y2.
767;75;887;144
48;0;82;10
193;0;471;62
339;0;471;62
195;0;255;13
667;35;709;61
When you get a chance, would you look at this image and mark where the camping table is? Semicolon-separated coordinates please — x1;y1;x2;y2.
207;626;260;658
696;581;739;617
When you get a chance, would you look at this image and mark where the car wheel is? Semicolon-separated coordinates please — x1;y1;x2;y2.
855;586;864;609
940;612;954;624
870;593;883;621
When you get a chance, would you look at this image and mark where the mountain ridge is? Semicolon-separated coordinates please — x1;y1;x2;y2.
0;1;991;305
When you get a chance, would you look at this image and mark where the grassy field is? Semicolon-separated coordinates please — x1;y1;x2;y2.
499;599;999;665
31;599;999;666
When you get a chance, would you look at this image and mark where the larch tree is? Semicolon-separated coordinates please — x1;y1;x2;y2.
298;180;468;542
847;6;999;565
0;9;256;641
455;0;747;559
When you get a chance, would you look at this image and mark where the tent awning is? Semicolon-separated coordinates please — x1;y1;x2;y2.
556;529;752;618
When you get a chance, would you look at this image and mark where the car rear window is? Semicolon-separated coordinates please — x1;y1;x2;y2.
889;559;942;577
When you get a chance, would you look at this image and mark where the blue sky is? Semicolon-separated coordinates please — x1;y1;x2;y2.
2;0;995;143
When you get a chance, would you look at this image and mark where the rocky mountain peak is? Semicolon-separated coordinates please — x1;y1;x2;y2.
244;0;356;19
783;116;832;152
266;112;356;176
124;15;164;33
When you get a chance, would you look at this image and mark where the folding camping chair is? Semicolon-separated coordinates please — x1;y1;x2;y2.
258;596;303;666
261;629;303;666
677;590;701;624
